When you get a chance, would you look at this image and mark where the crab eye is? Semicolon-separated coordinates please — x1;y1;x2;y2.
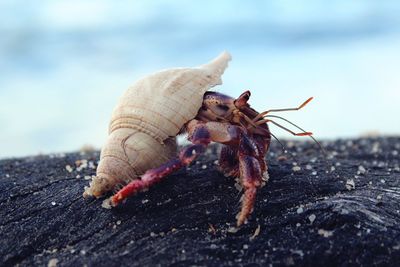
217;104;229;112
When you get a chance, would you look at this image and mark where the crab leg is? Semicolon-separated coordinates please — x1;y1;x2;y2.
192;120;266;226
194;121;267;226
236;133;264;226
219;135;269;180
111;121;212;206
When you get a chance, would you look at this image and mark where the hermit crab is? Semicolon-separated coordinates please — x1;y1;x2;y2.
83;52;314;226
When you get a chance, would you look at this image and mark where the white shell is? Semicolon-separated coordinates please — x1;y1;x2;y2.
84;52;231;197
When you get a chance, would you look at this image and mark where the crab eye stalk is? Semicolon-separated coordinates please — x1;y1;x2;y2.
235;90;251;108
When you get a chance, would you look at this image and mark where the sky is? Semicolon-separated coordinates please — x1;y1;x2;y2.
1;0;400;158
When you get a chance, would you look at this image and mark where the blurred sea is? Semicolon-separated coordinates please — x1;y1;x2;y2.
1;0;400;158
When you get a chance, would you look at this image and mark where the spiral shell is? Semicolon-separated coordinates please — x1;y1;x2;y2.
84;52;232;197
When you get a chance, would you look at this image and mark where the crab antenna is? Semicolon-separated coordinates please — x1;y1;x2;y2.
253;97;314;122
254;118;313;136
240;112;259;129
265;114;327;156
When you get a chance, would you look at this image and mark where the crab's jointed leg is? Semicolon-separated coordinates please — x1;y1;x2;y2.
235;132;265;226
190;120;267;226
111;120;213;206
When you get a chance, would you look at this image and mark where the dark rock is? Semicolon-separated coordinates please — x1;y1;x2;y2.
1;138;399;266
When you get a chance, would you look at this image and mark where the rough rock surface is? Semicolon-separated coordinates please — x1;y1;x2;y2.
1;138;399;266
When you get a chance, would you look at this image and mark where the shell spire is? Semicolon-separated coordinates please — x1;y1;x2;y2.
198;51;232;86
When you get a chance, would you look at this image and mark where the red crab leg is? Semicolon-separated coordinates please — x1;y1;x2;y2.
219;134;269;179
111;123;212;206
236;133;264;226
189;121;266;226
111;158;183;205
